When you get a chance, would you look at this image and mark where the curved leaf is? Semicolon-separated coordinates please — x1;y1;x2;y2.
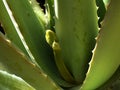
28;0;46;26
0;70;35;90
0;0;29;58
54;0;98;83
81;0;120;89
97;66;120;90
0;33;61;90
1;0;71;87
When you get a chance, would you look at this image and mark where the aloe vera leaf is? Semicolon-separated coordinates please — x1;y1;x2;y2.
28;0;46;26
80;0;120;89
4;0;72;87
0;33;61;90
0;70;35;90
97;66;120;90
96;0;106;27
45;0;55;30
54;0;98;83
5;0;50;71
0;0;29;58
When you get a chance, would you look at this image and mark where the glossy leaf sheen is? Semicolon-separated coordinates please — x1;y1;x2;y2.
1;0;71;87
54;0;98;82
0;0;29;57
81;0;120;89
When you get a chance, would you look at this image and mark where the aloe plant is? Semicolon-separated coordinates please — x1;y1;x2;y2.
0;0;120;89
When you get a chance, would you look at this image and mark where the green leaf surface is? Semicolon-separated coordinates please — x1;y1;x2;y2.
0;0;29;58
28;0;46;26
1;0;71;87
81;0;120;89
97;66;120;90
0;33;61;90
0;70;35;90
54;0;98;83
5;0;49;67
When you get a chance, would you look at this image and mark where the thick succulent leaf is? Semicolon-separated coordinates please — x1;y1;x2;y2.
0;33;61;90
54;0;98;83
0;70;35;90
81;0;120;89
28;0;46;26
0;0;29;58
1;0;71;87
97;66;120;90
